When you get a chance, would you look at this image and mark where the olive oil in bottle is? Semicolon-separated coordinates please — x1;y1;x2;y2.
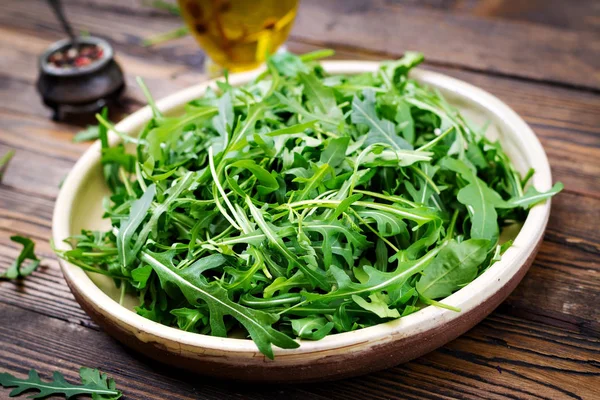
178;0;299;72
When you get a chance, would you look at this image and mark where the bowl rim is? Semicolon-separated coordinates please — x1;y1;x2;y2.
52;61;552;358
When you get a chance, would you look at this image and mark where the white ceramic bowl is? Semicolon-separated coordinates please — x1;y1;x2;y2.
53;61;553;382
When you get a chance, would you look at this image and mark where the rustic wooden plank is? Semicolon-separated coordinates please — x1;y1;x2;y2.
289;0;600;90
336;0;600;33
449;0;600;32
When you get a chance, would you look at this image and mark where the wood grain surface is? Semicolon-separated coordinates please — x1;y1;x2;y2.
0;0;599;399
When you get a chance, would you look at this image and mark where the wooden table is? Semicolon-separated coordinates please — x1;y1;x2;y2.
1;1;599;398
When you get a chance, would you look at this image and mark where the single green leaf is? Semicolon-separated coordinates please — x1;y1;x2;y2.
298;72;343;121
212;91;234;150
320;137;350;168
227;159;279;195
170;308;205;332
117;185;156;269
417;239;489;299
131;264;153;289
352;90;413;151
441;157;506;241
73;125;100;143
291;316;334;340
504;182;563;209
352;293;400;318
356;209;408;238
381;52;424;86
1;236;40;280
0;368;121;399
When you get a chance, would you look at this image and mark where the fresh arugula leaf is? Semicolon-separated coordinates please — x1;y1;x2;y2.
291;316;334;340
0;149;15;182
73;125;100;143
416;239;489;299
1;236;40;280
352;293;400;318
505;182;564;209
352;90;413;151
117;185;156;270
0;368;121;399
440;157;506;242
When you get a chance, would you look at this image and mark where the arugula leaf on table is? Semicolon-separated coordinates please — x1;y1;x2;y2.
0;149;15;182
1;236;41;280
0;367;121;399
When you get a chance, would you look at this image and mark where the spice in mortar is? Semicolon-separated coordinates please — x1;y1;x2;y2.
47;44;104;69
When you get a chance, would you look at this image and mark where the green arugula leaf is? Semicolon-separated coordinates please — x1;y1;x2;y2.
0;150;15;182
441;157;506;242
1;236;40;280
298;72;343;122
171;308;206;332
416;239;489;299
352;90;413;151
304;246;442;302
505;182;564;209
73;125;100;143
117;184;156;269
320;137;350;168
291;316;334;340
246;198;331;291
352;293;400;318
0;368;121;399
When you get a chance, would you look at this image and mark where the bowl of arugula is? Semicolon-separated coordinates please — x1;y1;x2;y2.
52;51;562;382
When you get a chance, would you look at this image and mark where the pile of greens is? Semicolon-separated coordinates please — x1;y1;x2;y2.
55;51;562;358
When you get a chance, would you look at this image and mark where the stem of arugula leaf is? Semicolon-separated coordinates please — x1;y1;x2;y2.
446;209;459;239
119;168;134;197
416;127;454;152
135;162;147;192
96;114;146;145
410;165;441;194
350;209;400;253
276;299;309;316
353;189;418;208
119;283;126;306
419;295;460;312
